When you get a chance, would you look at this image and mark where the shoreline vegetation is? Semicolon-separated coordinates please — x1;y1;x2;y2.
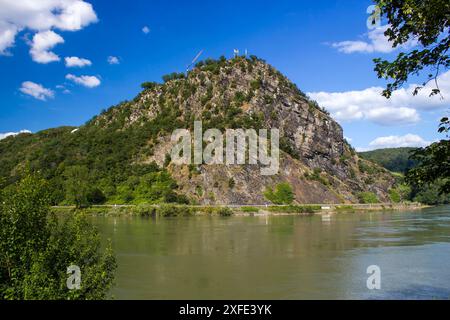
51;202;427;217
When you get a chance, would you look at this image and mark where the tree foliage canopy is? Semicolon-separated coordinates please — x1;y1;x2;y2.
264;183;295;205
373;0;450;196
407;140;450;194
359;147;418;173
0;174;116;299
373;0;450;98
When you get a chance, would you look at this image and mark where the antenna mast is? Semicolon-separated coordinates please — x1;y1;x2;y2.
186;49;204;73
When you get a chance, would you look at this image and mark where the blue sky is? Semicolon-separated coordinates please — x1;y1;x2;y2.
0;0;448;150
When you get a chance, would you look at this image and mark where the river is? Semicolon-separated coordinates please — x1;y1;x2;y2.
93;205;450;299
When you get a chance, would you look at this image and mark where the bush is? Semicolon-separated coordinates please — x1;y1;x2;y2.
358;160;376;174
267;205;320;214
306;168;330;186
241;206;259;213
156;204;193;217
197;206;234;216
357;192;379;204
216;207;233;216
264;183;295;205
388;189;401;203
0;174;116;299
250;79;262;90
336;205;355;211
135;204;156;217
279;137;298;159
162;72;185;83
141;82;159;90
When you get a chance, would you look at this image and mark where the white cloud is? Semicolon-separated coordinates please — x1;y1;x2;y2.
307;70;450;126
366;107;420;125
66;73;100;88
368;134;432;149
0;129;31;140
331;25;416;54
56;84;71;94
142;26;150;34
0;21;18;55
107;56;119;65
29;30;64;63
0;0;97;57
65;56;92;67
19;81;54;100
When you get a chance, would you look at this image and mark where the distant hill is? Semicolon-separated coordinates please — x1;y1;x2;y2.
359;147;419;173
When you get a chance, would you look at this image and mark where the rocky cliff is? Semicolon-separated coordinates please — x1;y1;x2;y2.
93;56;394;204
0;56;395;205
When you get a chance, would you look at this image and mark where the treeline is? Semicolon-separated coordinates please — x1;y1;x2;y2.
359;147;449;205
359;147;418;173
0;122;188;208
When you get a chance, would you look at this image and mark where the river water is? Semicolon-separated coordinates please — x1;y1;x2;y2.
93;205;450;299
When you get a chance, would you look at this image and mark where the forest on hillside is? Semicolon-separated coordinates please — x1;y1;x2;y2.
359;148;449;205
359;148;418;173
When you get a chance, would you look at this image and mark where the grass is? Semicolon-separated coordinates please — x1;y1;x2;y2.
52;204;196;217
335;205;355;212
51;202;421;218
52;204;321;216
195;206;234;216
266;205;321;214
240;206;260;213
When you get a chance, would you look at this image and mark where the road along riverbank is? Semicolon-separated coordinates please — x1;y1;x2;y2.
51;202;427;217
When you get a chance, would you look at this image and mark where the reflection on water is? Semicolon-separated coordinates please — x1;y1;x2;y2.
93;205;450;300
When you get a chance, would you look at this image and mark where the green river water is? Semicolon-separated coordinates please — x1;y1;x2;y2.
93;205;450;299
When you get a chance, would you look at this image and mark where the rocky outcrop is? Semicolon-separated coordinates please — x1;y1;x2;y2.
95;56;395;204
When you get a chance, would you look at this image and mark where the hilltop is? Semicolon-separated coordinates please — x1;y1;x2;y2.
359;148;418;173
0;56;397;205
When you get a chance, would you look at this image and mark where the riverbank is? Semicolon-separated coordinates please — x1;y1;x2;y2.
51;202;426;217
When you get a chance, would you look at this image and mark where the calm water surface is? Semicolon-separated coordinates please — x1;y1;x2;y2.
93;205;450;299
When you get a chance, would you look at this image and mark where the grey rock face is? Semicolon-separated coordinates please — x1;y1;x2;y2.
98;57;395;204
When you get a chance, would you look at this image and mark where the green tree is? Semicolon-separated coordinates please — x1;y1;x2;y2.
264;183;295;205
162;72;185;83
396;183;412;201
407;140;450;194
373;0;450;98
134;172;179;203
0;174;116;299
388;189;401;203
141;82;159;90
116;184;134;203
64;166;90;208
357;192;379;204
373;0;450;196
439;116;449;136
412;179;450;204
87;188;106;205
